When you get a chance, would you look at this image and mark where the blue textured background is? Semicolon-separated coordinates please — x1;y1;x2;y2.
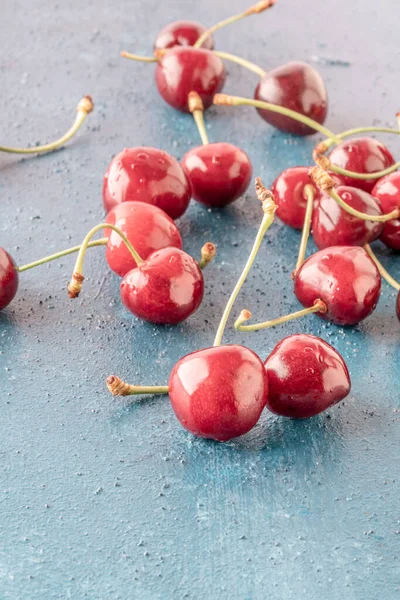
1;1;400;598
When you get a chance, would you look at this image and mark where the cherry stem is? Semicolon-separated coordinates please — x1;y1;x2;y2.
329;160;400;181
328;187;399;223
213;51;266;77
213;94;341;143
188;91;209;145
68;224;143;298
397;112;400;131
213;178;277;347
120;51;157;62
16;238;108;273
364;245;400;292
235;299;327;332
194;0;276;49
0;96;94;155
320;126;400;153
199;242;216;269
293;185;315;278
106;375;169;397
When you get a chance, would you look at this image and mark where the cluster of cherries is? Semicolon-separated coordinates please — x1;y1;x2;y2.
1;2;400;443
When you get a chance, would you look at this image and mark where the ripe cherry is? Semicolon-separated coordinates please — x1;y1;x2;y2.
155;47;225;113
105;201;182;277
254;62;328;136
0;248;18;311
295;246;381;326
312;186;384;249
120;247;204;324
328;137;395;193
102;147;191;219
168;345;268;441
271;166;318;229
371;172;400;251
397;292;400;321
154;21;214;51
264;334;351;418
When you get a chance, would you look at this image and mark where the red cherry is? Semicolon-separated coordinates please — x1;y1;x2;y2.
271;166;319;229
120;247;204;324
181;142;252;207
154;21;214;51
105;201;182;277
312;186;384;249
264;334;351;418
102;147;191;219
168;345;268;441
254;62;328;136
0;248;18;311
294;246;381;326
397;292;400;321
155;47;225;113
328;137;395;193
371;172;400;251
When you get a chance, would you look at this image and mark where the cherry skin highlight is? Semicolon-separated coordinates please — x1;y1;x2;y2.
371;172;400;251
105;201;182;277
312;186;384;249
120;247;204;324
102;147;191;219
328;137;395;193
271;166;319;229
294;246;381;326
168;345;269;441
254;62;328;136
181;143;252;207
264;334;351;418
155;47;225;113
0;248;18;311
154;21;214;51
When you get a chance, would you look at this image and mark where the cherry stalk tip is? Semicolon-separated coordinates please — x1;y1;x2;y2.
309;166;335;191
213;94;232;106
77;95;94;114
188;91;204;113
245;0;277;15
313;153;331;171
106;375;130;396
68;272;85;298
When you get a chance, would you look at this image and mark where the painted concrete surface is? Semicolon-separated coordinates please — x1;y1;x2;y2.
1;0;399;598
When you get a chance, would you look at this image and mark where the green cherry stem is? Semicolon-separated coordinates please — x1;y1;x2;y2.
188;91;209;145
213;51;266;77
320;125;400;153
107;376;169;397
68;223;143;298
17;238;108;273
234;299;327;332
364;245;400;291
193;0;276;49
213;94;341;143
309;166;400;223
199;242;216;269
213;178;277;347
0;96;94;154
329;161;400;181
293;184;315;278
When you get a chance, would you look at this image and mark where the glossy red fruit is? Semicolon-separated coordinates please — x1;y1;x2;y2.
396;292;400;321
154;21;213;51
294;246;381;326
371;172;400;251
168;345;269;441
181;143;252;207
120;247;204;324
312;186;384;249
254;62;327;136
328;137;395;193
264;334;351;418
102;147;191;219
271;166;318;229
0;248;18;311
155;47;225;113
105;201;182;277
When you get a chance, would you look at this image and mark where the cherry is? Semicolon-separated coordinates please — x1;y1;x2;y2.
312;185;384;249
397;291;400;321
271;166;319;229
120;247;204;324
264;334;351;418
294;246;381;326
371;172;400;251
102;147;191;219
254;62;328;136
181;142;252;208
168;345;268;441
154;21;214;51
105;201;182;277
155;47;225;113
0;248;18;311
328;137;395;193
